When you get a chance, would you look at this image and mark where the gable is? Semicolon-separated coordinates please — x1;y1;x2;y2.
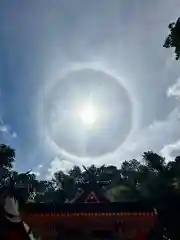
70;187;110;203
85;191;99;203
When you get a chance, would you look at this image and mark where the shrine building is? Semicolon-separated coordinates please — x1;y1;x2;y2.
21;181;157;239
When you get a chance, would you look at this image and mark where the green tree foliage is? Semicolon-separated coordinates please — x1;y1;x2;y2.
163;18;180;60
0;144;15;187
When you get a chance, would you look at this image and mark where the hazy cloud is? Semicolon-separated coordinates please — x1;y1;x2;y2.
46;157;76;179
110;108;180;164
31;171;40;177
161;140;180;161
0;120;17;139
31;164;44;178
37;164;43;169
46;107;180;171
1;0;180;175
167;77;180;99
0;123;9;133
160;78;180;161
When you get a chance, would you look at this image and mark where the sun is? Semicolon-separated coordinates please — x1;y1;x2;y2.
78;102;98;127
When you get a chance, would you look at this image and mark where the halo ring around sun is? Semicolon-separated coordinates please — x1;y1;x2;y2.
40;62;141;163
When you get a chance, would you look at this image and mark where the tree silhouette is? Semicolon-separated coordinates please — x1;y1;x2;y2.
0;144;15;188
163;18;180;60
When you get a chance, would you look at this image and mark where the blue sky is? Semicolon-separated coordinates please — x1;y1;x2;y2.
0;0;180;179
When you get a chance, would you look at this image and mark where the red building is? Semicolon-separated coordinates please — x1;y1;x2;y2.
22;184;157;239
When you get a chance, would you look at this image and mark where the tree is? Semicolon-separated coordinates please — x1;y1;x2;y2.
163;17;180;60
142;151;165;173
13;171;39;202
34;180;66;203
0;144;15;187
0;144;15;169
107;185;138;202
53;170;77;201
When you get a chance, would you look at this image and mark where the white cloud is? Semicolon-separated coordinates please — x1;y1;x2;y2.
159;78;180;161
0;91;17;139
0;124;9;133
167;77;180;99
31;164;43;178
46;157;76;180
31;171;40;177
0;120;17;139
44;107;180;170
136;75;180;159
161;140;180;161
37;164;43;169
110;108;180;164
12;132;17;138
1;0;179;172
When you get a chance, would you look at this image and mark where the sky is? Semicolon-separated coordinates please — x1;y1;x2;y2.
0;0;180;179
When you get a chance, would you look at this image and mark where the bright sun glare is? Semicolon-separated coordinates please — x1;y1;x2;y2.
78;102;98;126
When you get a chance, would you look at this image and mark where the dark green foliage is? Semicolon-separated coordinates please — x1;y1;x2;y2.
0;144;15;188
163;18;180;60
0;144;15;169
